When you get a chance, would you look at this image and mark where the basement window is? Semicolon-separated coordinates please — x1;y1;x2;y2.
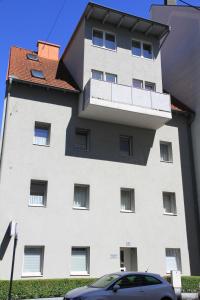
27;53;39;61
31;69;45;79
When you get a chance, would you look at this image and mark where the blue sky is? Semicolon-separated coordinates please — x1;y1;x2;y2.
0;0;199;127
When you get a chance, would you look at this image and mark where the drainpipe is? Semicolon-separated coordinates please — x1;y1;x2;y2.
0;76;13;182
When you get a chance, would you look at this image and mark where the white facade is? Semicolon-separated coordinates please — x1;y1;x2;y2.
0;3;192;279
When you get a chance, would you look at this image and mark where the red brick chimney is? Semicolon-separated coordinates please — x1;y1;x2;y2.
37;41;60;60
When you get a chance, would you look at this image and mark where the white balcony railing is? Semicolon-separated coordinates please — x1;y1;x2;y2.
84;79;171;113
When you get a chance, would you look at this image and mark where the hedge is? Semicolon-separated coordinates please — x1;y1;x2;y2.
0;276;199;300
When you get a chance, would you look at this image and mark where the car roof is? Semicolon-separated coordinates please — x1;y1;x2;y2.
111;272;163;279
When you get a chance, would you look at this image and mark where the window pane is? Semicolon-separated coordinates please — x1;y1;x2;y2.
121;189;134;211
74;185;89;208
30;181;46;206
144;276;161;285
160;142;172;162
71;248;88;272
93;30;103;47
163;193;176;214
120;136;131;156
92;70;103;81
143;43;153;59
34;123;50;146
105;33;116;50
23;247;43;274
105;73;117;83
166;248;182;273
132;41;141;56
145;82;156;91
75;129;89;151
133;79;143;89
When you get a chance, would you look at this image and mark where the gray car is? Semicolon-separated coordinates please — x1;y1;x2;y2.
63;272;176;300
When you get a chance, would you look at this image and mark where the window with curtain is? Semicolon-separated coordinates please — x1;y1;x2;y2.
33;122;50;146
160;142;173;162
165;248;182;274
29;180;47;207
74;185;89;209
23;246;44;275
121;188;135;212
71;247;89;275
163;192;177;215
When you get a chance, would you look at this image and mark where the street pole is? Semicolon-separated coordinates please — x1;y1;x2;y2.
8;223;18;300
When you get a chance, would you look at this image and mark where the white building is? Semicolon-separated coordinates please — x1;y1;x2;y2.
0;2;193;279
151;0;200;275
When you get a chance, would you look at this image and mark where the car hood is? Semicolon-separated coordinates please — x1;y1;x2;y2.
65;285;103;298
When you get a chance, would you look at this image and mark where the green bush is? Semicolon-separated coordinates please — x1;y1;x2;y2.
0;276;199;299
0;278;95;300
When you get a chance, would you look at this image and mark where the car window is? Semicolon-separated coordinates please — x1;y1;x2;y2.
116;275;145;289
90;274;120;288
144;276;162;286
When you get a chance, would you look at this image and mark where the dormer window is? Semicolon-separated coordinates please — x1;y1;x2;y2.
31;69;45;79
92;29;116;51
27;53;39;61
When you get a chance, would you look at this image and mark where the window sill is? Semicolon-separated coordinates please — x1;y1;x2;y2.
163;213;177;216
92;44;117;52
160;160;173;164
120;210;135;213
70;272;90;276
21;273;43;278
28;205;46;208
73;207;89;211
131;54;154;60
33;143;50;147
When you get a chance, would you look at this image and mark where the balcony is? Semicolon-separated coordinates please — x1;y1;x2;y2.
79;79;172;129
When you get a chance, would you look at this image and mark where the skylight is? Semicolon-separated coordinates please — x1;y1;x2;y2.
31;69;45;79
27;53;39;61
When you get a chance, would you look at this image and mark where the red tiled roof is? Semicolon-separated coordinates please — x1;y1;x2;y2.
7;47;79;93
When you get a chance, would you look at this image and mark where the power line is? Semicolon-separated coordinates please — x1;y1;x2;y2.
45;0;66;43
178;0;200;11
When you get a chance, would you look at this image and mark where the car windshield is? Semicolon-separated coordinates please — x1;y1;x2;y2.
89;274;120;288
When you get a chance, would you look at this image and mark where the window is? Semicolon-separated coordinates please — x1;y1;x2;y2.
132;40;153;59
71;247;89;275
31;69;45;79
75;128;89;151
132;40;142;57
92;29;116;50
163;192;177;215
29;180;47;207
105;32;116;50
92;69;103;81
23;246;44;276
34;122;50;146
144;276;161;285
165;248;182;273
27;53;39;61
133;79;143;89
116;275;145;289
73;184;89;209
145;81;156;91
160;142;173;163
120;136;132;156
92;29;103;47
105;73;117;83
121;188;135;212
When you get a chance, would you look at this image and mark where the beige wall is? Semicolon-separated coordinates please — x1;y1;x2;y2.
0;84;190;279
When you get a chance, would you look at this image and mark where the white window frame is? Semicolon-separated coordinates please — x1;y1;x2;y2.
22;246;44;277
165;248;182;274
145;81;156;91
160;141;173;163
73;184;90;210
92;28;117;51
33;122;51;146
163;192;177;216
70;247;90;276
120;188;135;213
29;180;47;207
105;72;118;84
132;39;154;60
132;78;143;89
91;69;104;81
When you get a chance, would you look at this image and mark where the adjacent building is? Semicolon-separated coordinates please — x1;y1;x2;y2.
151;0;200;274
0;2;193;279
